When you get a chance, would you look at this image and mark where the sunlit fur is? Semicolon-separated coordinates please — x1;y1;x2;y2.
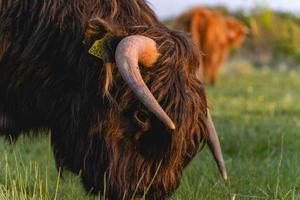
0;1;208;199
174;7;248;85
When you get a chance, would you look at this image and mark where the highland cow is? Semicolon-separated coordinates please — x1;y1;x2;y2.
174;7;249;85
0;1;227;199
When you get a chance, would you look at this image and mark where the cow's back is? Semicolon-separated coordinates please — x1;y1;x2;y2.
0;0;91;130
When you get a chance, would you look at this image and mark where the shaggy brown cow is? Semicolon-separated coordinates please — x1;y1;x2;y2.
174;7;249;85
0;1;227;199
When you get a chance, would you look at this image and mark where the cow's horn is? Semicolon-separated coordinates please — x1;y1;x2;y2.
206;109;228;180
115;35;175;130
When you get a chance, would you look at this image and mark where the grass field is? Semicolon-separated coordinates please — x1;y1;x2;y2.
0;71;300;200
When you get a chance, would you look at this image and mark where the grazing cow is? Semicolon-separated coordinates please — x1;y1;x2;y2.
174;7;249;85
0;1;227;199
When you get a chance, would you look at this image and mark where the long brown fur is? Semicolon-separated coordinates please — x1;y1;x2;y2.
0;0;209;199
174;7;248;85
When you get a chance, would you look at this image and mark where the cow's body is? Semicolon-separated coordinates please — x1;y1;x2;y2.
0;1;227;199
174;7;248;85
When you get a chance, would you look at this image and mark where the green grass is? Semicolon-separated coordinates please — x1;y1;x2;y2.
1;71;300;200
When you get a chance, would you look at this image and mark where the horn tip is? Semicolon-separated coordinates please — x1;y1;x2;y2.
219;166;228;181
169;122;176;130
164;117;175;130
222;172;228;181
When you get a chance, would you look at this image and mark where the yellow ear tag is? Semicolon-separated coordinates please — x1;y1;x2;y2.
88;35;109;60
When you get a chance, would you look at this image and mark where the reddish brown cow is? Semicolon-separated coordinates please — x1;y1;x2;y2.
174;7;249;85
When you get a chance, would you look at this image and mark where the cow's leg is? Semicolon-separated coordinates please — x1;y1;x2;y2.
210;68;219;85
51;126;91;173
51;127;107;194
51;128;79;173
202;62;211;84
203;64;215;85
0;106;20;142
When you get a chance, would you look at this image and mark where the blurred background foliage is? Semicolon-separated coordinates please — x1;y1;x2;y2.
166;7;300;70
235;7;300;69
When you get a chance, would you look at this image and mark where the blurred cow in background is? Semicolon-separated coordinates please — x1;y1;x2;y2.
174;7;250;85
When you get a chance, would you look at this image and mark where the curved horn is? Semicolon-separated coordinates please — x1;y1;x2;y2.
206;109;228;180
115;35;175;130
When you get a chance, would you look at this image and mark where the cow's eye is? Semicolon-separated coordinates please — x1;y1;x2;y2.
134;109;151;131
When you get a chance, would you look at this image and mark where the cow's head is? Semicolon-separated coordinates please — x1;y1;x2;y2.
226;17;249;48
84;14;227;198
